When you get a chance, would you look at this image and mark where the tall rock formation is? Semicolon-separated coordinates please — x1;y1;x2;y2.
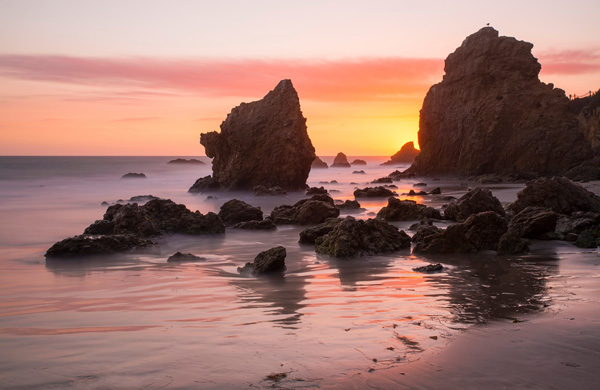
408;27;595;176
200;79;315;190
381;141;420;165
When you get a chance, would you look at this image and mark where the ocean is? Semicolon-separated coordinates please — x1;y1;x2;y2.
0;156;588;389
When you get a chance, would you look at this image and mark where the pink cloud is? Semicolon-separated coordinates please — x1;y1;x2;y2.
0;55;443;102
537;49;600;75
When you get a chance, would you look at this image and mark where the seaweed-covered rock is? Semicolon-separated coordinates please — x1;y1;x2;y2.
413;211;507;254
354;186;397;198
377;197;442;221
45;234;154;258
315;216;410;257
218;199;263;226
444;188;505;221
299;218;343;244
237;246;287;276
200;80;315;190
507;176;600;214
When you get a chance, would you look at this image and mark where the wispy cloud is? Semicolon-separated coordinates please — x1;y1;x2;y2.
538;48;600;75
109;116;161;123
0;55;443;101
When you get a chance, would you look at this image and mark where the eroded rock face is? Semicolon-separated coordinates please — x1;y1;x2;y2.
200;79;315;190
408;27;594;176
381;142;420;165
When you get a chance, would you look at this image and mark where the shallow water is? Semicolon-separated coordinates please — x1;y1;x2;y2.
0;156;584;389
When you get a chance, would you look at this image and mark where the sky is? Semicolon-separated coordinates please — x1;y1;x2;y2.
1;0;599;156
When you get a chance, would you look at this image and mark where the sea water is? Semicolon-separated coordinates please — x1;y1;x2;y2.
0;156;570;389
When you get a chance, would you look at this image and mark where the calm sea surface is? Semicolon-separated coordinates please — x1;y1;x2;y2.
0;156;581;389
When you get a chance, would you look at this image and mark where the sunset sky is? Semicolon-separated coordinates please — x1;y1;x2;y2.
1;0;599;156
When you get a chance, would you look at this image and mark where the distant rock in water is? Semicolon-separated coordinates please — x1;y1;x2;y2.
167;158;205;165
199;79;315;190
121;173;146;179
331;152;351;168
351;159;367;165
167;252;205;262
188;175;220;193
312;156;329;169
381;142;420;165
253;185;287;196
353;186;397;198
218;199;263;227
45;234;154;258
407;27;595;176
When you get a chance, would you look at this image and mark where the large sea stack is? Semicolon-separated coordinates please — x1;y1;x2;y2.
199;79;315;190
408;27;595;176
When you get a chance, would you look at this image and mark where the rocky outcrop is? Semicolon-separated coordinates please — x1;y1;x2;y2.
331;152;351;168
299;218;343;244
381;142;420;165
408;27;594;176
45;234;154;258
199;79;315;190
507;176;600;214
188;176;220;193
353;186;397;198
238;246;287;276
574;90;600;152
377;198;442;221
413;211;507;254
270;195;340;225
444;188;505;221
315;216;411;257
312;156;329;169
218;199;263;226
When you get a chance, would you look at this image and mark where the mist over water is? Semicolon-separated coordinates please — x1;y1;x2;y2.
0;156;575;389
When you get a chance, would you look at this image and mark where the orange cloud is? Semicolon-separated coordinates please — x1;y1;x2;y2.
0;55;443;102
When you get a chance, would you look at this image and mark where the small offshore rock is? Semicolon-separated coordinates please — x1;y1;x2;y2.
312;156;329;169
353;170;366;174
188;175;220;193
429;187;442;195
336;199;362;210
372;177;393;184
167;158;205;165
351;159;367;165
121;173;146;179
45;234;154;258
237;246;287;276
128;195;160;203
299;218;342;244
167;252;205;262
306;186;328;195
377;197;442;221
381;142;420;165
218;199;263;226
413;263;444;273
271;196;339;225
331;152;351;168
354;186;397;198
232;219;277;230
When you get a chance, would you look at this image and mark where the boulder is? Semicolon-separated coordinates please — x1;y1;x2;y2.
312;156;329;169
331;152;351;168
336;200;362;210
140;199;225;235
444;188;505;221
554;212;600;237
253;185;287;196
167;252;206;262
497;233;530;255
507;176;600;215
270;196;340;225
372;177;393;184
232;219;277;230
45;234;154;258
354;186;397;198
413;211;507;254
218;199;263;226
299;218;343;244
413;263;444;273
315;216;411;257
351;159;367;165
505;206;560;239
377;197;442;221
429;187;442;195
381;142;420;165
188;175;220;193
407;27;594;176
353;170;366;174
237;246;287;276
200;80;315;190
